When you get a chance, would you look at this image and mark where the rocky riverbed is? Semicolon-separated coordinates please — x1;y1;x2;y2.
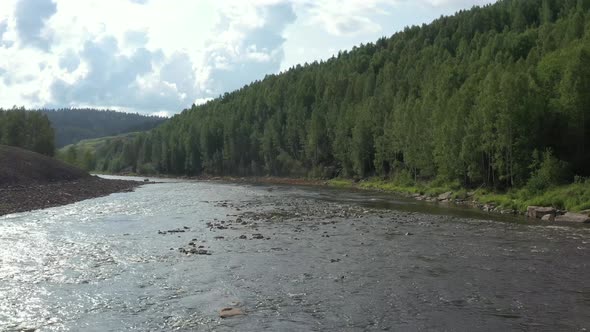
0;176;144;216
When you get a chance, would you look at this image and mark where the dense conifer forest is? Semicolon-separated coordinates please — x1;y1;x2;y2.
66;0;590;192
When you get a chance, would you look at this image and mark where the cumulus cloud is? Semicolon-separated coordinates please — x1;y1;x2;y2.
160;52;196;97
201;2;297;96
302;0;388;36
0;20;7;39
49;35;196;111
0;20;12;48
14;0;57;50
124;29;149;48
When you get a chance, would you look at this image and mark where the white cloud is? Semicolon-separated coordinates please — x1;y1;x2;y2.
14;0;56;50
300;0;390;36
195;1;296;96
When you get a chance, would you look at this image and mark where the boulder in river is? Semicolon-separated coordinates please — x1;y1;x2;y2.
437;192;453;201
219;307;244;318
541;214;555;222
555;212;590;223
526;206;556;219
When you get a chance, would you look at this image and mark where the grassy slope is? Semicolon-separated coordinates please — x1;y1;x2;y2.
328;178;590;213
59;132;139;151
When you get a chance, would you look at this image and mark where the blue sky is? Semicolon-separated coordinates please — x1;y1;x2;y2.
0;0;496;115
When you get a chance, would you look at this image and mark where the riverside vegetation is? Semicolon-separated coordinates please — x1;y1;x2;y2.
50;0;590;213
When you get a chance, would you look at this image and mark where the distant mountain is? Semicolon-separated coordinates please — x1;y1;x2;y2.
41;109;166;147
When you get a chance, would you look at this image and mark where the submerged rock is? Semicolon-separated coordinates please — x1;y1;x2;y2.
219;307;244;318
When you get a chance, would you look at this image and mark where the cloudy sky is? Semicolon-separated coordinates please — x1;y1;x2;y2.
0;0;495;116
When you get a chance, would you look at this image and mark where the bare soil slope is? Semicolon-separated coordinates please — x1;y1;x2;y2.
0;145;89;187
0;145;142;216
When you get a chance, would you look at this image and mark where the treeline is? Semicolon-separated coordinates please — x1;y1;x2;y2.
42;109;166;147
0;107;55;156
83;0;590;190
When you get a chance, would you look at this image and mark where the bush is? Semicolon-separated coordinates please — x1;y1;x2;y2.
137;163;157;175
526;149;569;193
392;169;414;187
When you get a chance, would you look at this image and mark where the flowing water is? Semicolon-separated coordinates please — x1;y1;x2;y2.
1;176;589;331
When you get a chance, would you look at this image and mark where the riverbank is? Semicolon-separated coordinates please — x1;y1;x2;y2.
0;145;145;216
0;176;143;216
327;177;590;217
95;171;590;220
200;175;590;221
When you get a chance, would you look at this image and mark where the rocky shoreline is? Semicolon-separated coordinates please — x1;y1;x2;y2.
0;176;145;216
104;173;590;224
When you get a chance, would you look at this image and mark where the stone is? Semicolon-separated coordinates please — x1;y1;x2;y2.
555;212;590;223
437;192;453;201
219;307;244;318
541;214;555;222
580;209;590;217
526;206;556;219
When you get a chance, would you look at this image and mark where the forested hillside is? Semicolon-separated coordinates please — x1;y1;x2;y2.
42;109;166;147
0;108;55;156
84;0;590;191
58;133;140;173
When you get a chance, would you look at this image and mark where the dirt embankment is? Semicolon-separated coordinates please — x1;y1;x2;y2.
0;145;143;216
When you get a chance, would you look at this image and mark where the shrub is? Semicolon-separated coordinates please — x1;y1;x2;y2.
526;149;569;193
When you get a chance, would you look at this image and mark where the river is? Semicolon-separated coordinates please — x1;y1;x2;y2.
1;176;589;331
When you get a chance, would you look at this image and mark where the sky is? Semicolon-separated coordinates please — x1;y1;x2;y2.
0;0;497;116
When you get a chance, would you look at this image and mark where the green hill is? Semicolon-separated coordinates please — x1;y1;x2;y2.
42;109;166;147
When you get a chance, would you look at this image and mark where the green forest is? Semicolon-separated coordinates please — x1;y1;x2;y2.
0;107;55;156
64;0;590;196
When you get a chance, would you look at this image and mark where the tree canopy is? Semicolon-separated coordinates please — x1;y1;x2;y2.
0;107;55;156
71;0;590;189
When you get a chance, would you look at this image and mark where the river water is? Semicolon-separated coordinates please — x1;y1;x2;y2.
0;176;589;331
